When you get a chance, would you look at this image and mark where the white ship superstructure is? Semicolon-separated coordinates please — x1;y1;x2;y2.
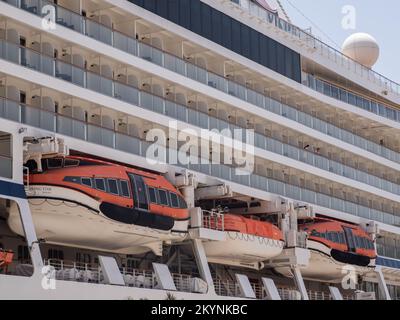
0;0;399;300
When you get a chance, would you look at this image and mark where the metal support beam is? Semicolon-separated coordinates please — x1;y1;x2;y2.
16;198;44;274
329;286;343;300
191;239;215;294
375;266;391;300
291;266;309;300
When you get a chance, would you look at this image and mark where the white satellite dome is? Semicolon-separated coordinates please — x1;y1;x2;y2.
342;33;380;68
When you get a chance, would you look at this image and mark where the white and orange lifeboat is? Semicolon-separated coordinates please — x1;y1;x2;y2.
276;218;376;282
8;156;189;256
202;214;285;269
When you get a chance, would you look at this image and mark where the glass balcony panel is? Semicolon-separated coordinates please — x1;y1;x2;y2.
114;82;139;105
20;47;40;71
21;0;41;14
116;133;140;154
113;32;137;56
56;5;84;32
86;19;112;45
3;100;21;122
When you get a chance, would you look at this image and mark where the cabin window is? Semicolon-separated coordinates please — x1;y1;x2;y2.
95;178;106;191
107;179;119;195
48;249;64;260
81;177;92;187
47;158;63;169
178;196;187;209
17;245;30;262
64;159;79;167
169;192;179;208
76;253;91;265
119;180;130;198
64;176;81;184
338;233;346;244
148;187;157;203
331;232;339;243
158;189;169;206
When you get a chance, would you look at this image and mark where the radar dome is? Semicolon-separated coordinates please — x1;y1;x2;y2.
342;33;380;68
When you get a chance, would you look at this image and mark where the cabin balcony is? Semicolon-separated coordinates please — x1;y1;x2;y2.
2;74;400;228
1;0;400;161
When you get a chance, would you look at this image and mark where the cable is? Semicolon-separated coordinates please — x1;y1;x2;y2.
282;0;342;50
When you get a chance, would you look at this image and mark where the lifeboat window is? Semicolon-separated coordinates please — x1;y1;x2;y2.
47;158;63;169
95;178;106;191
158;189;169;206
81;177;92;187
338;233;346;244
64;176;81;184
169;192;179;208
178;196;187;209
119;180;130;198
148;187;157;203
107;179;119;195
64;159;79;167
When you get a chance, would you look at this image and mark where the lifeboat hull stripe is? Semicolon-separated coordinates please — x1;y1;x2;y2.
0;180;26;199
27;196;100;213
29;183;99;200
308;239;373;267
99;202;175;231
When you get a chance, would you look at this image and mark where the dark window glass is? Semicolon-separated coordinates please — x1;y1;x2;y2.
47;158;63;169
259;36;268;66
95;178;106;191
131;0;301;83
155;0;168;17
170;192;179;208
148;187;157;203
158;189;169;206
64;176;81;184
221;15;232;49
211;9;222;44
201;4;212;39
240;24;250;58
81;177;92;187
120;180;130;197
129;174;149;210
144;0;156;11
231;20;241;53
178;196;187;209
268;40;277;71
250;29;259;62
168;0;179;23
179;0;190;29
277;44;285;75
64;159;79;167
190;0;201;33
108;179;119;195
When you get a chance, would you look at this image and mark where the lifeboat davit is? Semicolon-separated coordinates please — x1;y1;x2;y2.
276;218;376;282
8;156;189;255
202;214;284;269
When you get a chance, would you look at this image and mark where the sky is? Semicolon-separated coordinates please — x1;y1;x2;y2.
279;0;400;83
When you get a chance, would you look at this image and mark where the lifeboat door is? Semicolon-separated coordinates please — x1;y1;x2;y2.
128;174;149;211
343;227;356;253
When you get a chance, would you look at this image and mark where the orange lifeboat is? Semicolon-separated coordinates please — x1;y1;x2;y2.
8;156;189;255
202;214;284;269
0;249;13;273
276;217;376;282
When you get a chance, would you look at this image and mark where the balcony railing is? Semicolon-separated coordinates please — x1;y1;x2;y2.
1;93;400;227
304;73;400;123
230;0;400;96
3;0;400;165
1;39;400;199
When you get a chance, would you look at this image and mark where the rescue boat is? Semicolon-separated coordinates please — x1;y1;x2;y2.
276;218;376;281
202;214;285;269
8;156;189;255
